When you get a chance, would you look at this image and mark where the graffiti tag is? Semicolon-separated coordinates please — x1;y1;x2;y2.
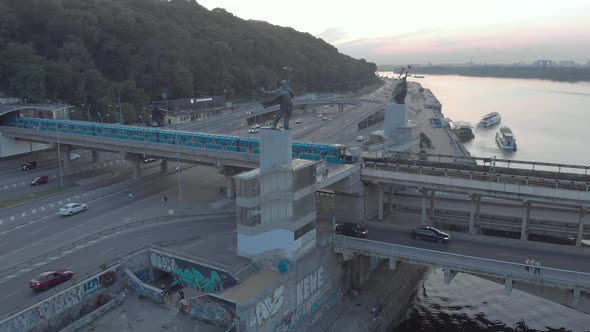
256;285;284;326
172;268;224;292
150;252;178;273
296;266;324;306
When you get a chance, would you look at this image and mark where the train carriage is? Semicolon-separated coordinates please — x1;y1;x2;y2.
15;117;349;164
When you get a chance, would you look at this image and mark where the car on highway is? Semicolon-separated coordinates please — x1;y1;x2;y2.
295;119;303;124
59;203;88;216
335;222;368;238
248;128;260;133
410;226;450;243
69;153;80;161
356;135;364;142
31;175;49;186
152;121;159;127
322;117;328;121
20;161;39;170
142;158;157;163
30;270;74;291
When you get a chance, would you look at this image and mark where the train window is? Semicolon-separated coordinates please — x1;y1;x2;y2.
76;126;80;130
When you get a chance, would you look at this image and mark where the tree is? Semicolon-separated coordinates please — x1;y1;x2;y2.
9;64;46;101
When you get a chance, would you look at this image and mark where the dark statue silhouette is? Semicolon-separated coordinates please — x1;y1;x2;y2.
260;66;295;129
391;66;411;104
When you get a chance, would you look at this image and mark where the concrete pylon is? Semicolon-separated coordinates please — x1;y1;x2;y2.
160;159;168;174
91;150;99;163
468;194;481;234
226;175;235;199
520;201;531;241
59;145;71;174
420;188;428;226
576;208;586;247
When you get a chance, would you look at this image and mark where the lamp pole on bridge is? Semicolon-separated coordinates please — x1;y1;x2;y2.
159;106;182;209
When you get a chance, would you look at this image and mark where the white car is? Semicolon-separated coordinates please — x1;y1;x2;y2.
69;153;80;161
356;135;364;142
295;119;302;124
59;203;88;216
322;117;328;121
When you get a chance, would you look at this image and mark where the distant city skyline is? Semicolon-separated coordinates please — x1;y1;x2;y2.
198;0;590;65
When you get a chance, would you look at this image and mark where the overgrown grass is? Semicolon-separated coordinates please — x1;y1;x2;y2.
0;183;80;209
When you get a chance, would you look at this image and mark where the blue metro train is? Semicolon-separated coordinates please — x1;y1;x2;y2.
17;117;349;164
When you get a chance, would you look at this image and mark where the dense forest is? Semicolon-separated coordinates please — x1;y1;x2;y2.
0;0;378;123
378;64;590;82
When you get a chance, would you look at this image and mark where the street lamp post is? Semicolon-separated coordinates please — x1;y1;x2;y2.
56;124;64;189
159;106;182;208
97;113;110;123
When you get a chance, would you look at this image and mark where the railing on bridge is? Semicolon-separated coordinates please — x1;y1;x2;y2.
331;235;590;290
363;158;590;193
393;152;590;175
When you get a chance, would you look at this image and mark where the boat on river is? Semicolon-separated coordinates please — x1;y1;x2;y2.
478;112;501;128
495;126;517;151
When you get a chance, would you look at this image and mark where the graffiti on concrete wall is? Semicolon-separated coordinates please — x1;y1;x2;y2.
0;269;118;332
172;268;224;292
149;250;237;292
296;266;324;306
256;285;284;326
286;288;341;332
125;269;164;304
150;252;178;273
180;295;237;327
83;271;117;295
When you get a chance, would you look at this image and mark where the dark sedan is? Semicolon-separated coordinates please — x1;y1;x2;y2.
20;161;38;170
411;226;451;243
30;270;74;291
335;222;368;238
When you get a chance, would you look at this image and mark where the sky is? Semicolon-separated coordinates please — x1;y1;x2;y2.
197;0;590;65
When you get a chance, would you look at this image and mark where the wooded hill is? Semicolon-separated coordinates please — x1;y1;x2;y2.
0;0;377;122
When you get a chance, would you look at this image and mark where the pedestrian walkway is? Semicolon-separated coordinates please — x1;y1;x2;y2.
79;292;224;332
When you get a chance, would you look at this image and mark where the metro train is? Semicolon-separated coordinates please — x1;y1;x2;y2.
17;117;349;164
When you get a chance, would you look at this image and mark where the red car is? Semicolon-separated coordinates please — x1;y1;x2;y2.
30;270;74;291
31;175;49;186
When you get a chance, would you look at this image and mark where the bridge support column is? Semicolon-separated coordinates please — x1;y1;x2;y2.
351;255;371;290
429;190;436;218
573;287;581;306
388;258;398;270
520;201;531;241
226;175;235;199
389;186;394;214
468;194;481;234
160;159;168;174
91;150;99;163
378;185;384;221
504;278;513;295
420;188;428;226
576;208;587;247
59;145;72;174
123;153;142;180
443;268;457;284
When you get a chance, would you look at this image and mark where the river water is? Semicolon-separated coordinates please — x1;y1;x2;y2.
378;73;590;332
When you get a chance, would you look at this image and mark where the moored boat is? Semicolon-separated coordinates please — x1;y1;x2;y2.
478;112;501;128
451;121;475;141
495;126;517;151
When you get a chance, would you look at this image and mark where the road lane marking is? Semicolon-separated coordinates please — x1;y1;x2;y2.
4;185;7;189
62;250;75;254
13;184;16;187
21;182;25;185
0;219;3;225
47;256;60;260
67;198;71;202
101;248;115;255
19;268;32;272
21;212;26;217
4;289;22;298
58;201;62;204
50;204;54;207
32;209;36;214
32;262;45;266
41;207;45;210
10;216;14;221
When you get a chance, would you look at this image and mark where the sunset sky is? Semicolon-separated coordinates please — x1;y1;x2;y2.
198;0;590;65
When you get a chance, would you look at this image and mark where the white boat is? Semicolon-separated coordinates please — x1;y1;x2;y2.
478;112;501;128
495;126;517;151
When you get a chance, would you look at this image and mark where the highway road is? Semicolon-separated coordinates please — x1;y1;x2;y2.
316;219;590;273
0;151;233;318
0;215;235;318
